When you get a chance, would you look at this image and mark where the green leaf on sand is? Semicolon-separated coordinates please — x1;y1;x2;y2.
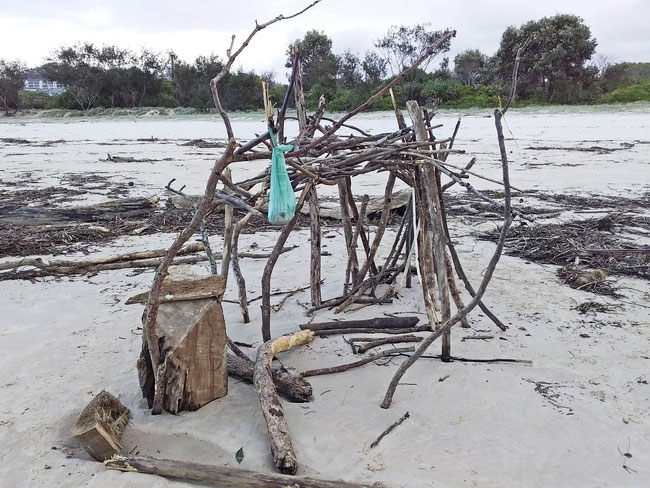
235;447;244;464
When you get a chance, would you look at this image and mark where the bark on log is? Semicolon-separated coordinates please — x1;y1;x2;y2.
253;330;315;475
0;197;158;226
227;354;312;402
308;186;321;306
104;454;384;487
299;316;419;332
313;326;430;336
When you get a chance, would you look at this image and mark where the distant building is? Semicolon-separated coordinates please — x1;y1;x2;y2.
23;78;66;95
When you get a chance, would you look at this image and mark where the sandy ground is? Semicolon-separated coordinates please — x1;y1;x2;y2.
1;107;649;487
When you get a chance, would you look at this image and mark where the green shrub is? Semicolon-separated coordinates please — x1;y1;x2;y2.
597;79;650;104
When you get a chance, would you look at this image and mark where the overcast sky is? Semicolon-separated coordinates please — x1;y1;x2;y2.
1;0;648;78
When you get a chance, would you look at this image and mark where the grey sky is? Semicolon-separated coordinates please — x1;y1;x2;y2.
1;0;648;78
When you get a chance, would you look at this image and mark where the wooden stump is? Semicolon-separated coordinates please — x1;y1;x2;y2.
71;391;130;461
131;276;228;414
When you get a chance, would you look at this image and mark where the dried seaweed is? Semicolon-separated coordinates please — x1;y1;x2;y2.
481;213;650;282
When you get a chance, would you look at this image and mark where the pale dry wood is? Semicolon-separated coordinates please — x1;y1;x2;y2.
380;39;528;409
408;101;451;358
126;275;226;305
227;354;312;403
253;330;315;474
71;391;130;462
220;167;234;279
105;454;384;487
308;186;322;306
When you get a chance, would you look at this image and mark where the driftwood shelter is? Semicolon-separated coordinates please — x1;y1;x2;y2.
69;1;529;485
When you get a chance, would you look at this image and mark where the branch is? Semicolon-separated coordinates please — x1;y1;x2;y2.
210;0;323;139
380;38;529;409
295;30;456;153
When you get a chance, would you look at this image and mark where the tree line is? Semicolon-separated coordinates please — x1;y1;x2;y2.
1;14;649;115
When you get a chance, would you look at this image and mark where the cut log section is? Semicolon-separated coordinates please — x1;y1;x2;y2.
253;330;315;475
70;391;130;462
136;275;228;414
105;454;384;487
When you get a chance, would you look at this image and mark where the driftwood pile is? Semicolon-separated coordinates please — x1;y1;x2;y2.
121;1;532;482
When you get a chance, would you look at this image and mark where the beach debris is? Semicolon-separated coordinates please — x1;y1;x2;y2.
104;454;385;487
102;153;156;163
348;334;424;354
235;447;244;464
370;412;410;449
133;275;228;414
558;266;620;297
302;347;415;377
226;353;313;403
253;330;315;475
70;391;130;462
179;138;228;148
300;317;420;332
300;317;427;337
574;300;623;315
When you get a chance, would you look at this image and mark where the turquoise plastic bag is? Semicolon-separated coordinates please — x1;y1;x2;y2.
267;130;296;224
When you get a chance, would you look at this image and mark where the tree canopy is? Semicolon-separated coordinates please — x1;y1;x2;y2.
0;59;26;114
492;14;598;103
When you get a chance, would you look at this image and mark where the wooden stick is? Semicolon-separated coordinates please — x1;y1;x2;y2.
227;354;312;403
444;251;470;328
338;180;358;292
220;168;234;279
408;101;451;358
261;182;313;342
370;411;409;448
354;335;423;354
344;195;368;292
314;326;430;337
230;186;269;323
380;39;527;409
253;330;315;474
335;173;396;313
300;316;419;332
309;186;322;306
105;454;382;487
302;347;414;377
0;242;206;272
343;177;378;276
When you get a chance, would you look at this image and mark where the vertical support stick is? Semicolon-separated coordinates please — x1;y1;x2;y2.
338;180;357;292
221;168;234;280
309;186;321;306
293;49;307;137
407;100;451;360
261;183;313;342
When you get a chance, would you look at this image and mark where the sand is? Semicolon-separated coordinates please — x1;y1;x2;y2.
1;106;648;487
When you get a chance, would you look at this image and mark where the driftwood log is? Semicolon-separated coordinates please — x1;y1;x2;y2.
227;353;312;402
105;454;384;487
253;330;315;474
299;316;419;332
71;391;130;462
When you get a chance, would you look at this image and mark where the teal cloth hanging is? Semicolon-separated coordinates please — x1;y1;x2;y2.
267;130;296;224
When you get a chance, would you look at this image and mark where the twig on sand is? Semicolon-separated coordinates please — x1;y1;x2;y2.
370;412;410;448
302;347;414;377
